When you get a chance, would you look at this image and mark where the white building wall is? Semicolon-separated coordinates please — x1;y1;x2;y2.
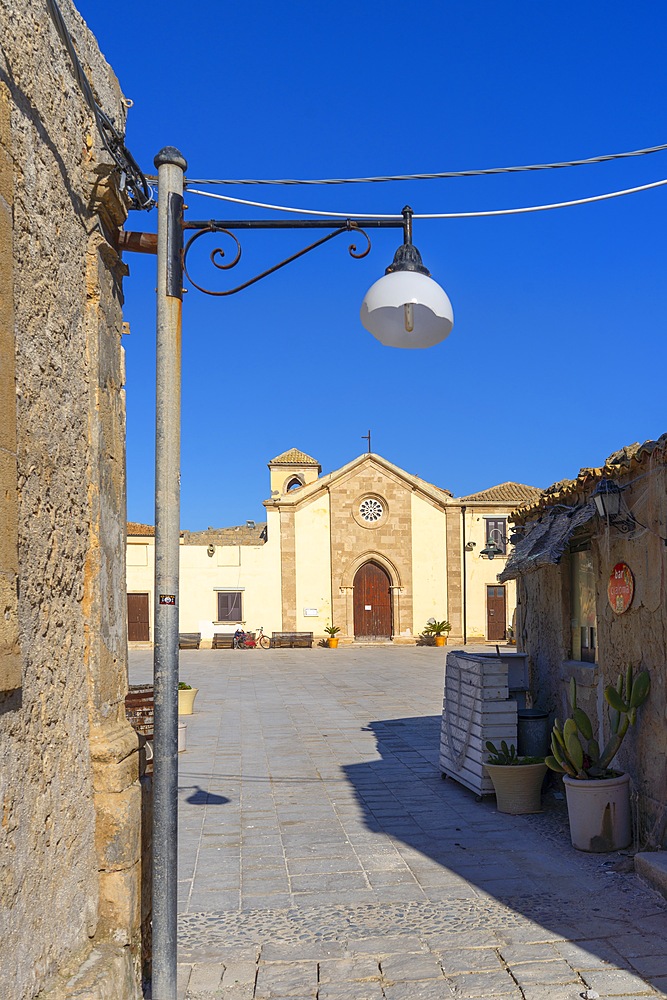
294;492;332;634
126;515;283;644
411;493;448;635
127;538;155;642
462;507;517;639
178;530;281;640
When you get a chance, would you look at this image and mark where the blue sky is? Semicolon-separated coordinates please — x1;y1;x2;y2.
75;1;666;529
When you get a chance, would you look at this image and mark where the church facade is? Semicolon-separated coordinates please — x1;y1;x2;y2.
126;449;542;645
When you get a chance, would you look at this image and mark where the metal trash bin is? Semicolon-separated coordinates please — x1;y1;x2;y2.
517;709;550;757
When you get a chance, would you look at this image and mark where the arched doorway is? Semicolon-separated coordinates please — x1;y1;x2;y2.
353;561;392;640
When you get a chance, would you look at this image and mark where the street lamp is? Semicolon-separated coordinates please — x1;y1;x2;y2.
591;477;636;532
181;204;453;348
480;528;509;559
360;207;454;348
142;147;454;1000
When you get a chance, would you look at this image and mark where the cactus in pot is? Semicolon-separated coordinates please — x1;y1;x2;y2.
484;741;547;814
546;667;650;779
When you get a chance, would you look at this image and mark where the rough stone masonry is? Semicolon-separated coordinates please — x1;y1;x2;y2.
0;2;145;997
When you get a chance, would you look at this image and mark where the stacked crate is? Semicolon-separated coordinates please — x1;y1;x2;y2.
439;651;518;796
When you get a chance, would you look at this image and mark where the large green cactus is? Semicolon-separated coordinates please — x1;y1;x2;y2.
546;667;650;778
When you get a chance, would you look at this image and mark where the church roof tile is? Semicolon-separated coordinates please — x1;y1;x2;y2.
457;482;544;503
268;448;320;467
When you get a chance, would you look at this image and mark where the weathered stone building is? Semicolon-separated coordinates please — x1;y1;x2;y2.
1;3;143;997
501;435;667;848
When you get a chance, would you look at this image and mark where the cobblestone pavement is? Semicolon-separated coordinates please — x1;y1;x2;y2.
130;646;667;1000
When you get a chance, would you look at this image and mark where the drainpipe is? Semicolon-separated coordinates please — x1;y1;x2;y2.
461;505;468;645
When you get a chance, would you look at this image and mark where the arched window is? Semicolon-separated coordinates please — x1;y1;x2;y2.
286;477;303;492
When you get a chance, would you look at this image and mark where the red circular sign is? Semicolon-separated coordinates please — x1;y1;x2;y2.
608;563;634;614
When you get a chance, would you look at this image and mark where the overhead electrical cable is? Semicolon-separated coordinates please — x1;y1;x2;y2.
43;0;667;220
45;0;154;210
180;142;667;187
185;177;667;220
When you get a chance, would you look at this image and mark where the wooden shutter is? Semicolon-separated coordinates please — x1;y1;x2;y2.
217;591;242;621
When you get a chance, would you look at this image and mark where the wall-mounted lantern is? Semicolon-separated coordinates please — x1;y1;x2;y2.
592;478;636;533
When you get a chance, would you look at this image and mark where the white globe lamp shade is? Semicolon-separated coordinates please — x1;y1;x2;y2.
360;269;454;349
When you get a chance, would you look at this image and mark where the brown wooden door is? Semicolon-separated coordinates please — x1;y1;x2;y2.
487;585;506;641
353;562;392;639
128;593;150;642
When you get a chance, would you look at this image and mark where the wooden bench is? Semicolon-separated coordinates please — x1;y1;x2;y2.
212;633;235;649
178;632;201;649
213;632;256;649
271;631;313;648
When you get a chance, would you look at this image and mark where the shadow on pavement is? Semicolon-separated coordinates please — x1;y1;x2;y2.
342;714;667;981
184;785;230;806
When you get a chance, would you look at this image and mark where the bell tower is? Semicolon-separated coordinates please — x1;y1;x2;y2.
268;448;321;496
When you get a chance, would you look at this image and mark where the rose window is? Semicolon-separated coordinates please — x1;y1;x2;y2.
359;498;384;522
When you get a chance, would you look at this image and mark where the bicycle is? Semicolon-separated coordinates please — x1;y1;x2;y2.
236;627;271;650
253;626;271;649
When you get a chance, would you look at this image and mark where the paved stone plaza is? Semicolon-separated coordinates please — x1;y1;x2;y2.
130;646;667;1000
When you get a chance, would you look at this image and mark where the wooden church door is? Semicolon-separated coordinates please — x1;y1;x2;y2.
353;562;392;640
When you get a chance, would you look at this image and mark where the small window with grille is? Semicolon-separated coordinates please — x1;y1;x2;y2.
217;591;242;622
485;518;507;554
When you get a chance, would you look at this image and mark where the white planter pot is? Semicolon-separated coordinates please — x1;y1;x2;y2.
178;687;198;715
563;772;631;852
178;722;187;753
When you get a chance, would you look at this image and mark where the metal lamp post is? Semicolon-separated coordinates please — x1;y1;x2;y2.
146;147;454;999
152;147;187;1000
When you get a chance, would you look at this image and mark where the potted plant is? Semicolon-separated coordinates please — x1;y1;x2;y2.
546;667;650;852
178;681;199;715
324;624;341;648
423;619;452;647
484;740;547;814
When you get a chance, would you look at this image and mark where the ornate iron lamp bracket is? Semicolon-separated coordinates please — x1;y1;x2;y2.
182;218;382;297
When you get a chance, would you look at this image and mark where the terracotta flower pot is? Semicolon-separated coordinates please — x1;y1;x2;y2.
327;637;339;648
434;635;447;647
563;772;631;852
485;762;547;814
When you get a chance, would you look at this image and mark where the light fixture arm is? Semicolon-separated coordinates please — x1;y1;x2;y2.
181;216;404;297
121;197;454;350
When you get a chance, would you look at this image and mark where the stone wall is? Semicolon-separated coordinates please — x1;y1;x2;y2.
0;2;143;997
518;460;667;848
